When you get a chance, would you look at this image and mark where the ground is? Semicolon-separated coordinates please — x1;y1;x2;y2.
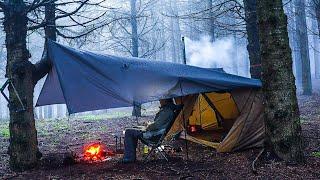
0;94;319;179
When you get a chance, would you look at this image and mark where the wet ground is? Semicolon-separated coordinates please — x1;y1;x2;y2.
0;94;319;179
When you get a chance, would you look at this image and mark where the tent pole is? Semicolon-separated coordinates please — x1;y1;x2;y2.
182;37;187;65
182;99;189;160
181;37;189;160
179;84;188;160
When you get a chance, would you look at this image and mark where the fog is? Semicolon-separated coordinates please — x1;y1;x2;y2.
185;36;249;76
0;0;319;121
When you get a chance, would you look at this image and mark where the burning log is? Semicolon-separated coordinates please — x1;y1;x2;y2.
82;142;114;163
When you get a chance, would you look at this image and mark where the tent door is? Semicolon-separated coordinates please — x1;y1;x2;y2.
201;93;224;127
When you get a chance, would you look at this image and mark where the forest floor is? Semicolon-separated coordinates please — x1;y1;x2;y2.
0;94;320;179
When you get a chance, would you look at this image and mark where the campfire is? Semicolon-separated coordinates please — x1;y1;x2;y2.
83;142;113;162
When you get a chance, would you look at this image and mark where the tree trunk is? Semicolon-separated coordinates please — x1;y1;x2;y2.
315;0;320;36
294;0;312;95
130;0;141;117
205;0;215;41
0;96;2;119
293;14;303;88
257;0;304;163
169;16;177;63
48;106;53;119
45;2;57;41
38;107;43;119
32;1;55;84
187;0;200;40
168;0;182;64
3;2;39;170
244;0;261;79
232;32;238;75
59;105;63;117
314;1;320;79
315;38;320;79
285;1;297;80
44;1;57;120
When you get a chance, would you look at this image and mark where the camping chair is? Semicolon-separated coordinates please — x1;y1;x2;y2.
139;107;182;161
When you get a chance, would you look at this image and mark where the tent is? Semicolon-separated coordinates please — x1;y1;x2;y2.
37;40;265;152
167;89;264;152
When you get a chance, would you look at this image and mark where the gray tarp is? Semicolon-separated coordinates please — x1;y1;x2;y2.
36;40;262;114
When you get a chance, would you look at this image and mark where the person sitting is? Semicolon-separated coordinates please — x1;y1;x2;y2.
122;98;179;163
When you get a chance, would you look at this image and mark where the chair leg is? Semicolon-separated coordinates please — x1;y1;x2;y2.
144;147;155;161
143;145;169;162
157;146;168;161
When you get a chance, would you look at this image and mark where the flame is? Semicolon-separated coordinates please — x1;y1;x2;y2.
83;142;106;161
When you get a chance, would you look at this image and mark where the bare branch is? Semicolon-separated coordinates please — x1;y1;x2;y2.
28;0;93;30
55;0;89;19
27;0;56;12
55;17;119;39
0;1;5;10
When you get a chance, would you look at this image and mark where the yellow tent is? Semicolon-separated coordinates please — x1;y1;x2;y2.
167;89;265;152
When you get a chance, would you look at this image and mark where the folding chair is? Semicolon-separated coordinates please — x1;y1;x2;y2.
139;107;182;161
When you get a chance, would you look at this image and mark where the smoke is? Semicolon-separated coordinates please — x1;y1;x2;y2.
185;36;249;77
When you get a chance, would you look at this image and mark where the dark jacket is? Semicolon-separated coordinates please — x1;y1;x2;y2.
145;104;176;132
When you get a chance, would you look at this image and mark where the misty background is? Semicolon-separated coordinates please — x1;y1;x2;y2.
0;0;319;120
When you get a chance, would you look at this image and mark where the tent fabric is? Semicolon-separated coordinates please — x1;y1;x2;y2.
167;89;265;152
217;90;265;152
180;132;220;149
188;92;239;130
167;95;198;138
36;40;262;114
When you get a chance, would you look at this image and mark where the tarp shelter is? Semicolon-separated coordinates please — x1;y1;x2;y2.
37;40;265;152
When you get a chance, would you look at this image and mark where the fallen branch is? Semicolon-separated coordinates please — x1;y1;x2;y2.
179;175;194;179
251;148;265;174
169;167;180;175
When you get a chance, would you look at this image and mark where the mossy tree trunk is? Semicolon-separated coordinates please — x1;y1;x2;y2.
257;0;304;163
3;1;40;170
244;0;261;79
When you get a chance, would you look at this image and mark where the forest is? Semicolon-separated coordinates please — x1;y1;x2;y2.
0;0;319;179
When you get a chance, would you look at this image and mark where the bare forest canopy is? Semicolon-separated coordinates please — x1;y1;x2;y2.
0;0;318;121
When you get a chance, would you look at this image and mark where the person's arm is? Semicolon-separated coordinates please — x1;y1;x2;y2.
146;108;174;131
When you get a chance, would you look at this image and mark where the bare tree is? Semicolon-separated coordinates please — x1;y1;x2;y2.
131;0;141;117
311;0;320;35
168;0;182;64
104;0;166;117
294;0;312;95
312;18;320;79
310;0;320;79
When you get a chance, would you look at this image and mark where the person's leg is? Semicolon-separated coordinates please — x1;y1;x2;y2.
123;128;142;161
